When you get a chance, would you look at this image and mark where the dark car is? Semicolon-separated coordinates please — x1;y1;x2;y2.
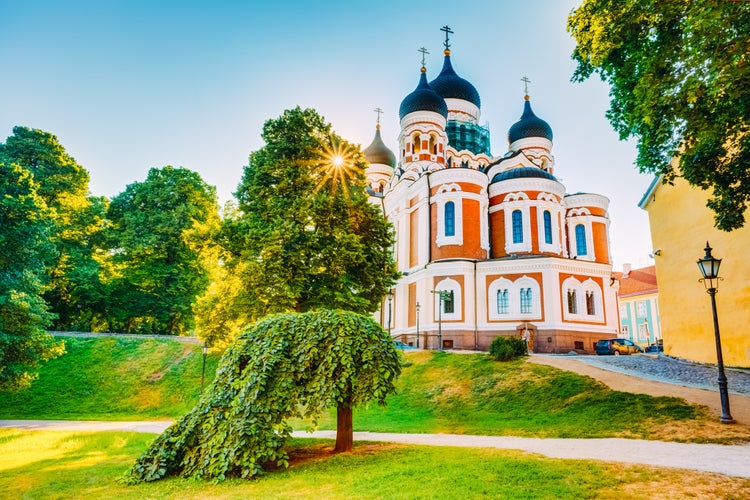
645;343;664;353
393;340;418;350
595;338;641;356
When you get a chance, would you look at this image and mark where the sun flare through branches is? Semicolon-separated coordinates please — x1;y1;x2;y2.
313;138;359;200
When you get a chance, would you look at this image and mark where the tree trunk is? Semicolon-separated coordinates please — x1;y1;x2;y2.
334;405;353;453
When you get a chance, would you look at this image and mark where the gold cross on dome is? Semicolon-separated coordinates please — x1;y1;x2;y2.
374;107;384;125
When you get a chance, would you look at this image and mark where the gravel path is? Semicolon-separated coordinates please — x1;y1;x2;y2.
527;353;750;426
566;354;750;395
293;430;750;479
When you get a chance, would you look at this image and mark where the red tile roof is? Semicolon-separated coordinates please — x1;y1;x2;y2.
614;265;658;297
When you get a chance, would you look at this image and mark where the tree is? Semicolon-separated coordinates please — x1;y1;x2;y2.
106;166;220;335
568;0;750;231
216;107;399;340
0;126;109;330
127;310;401;482
0;162;64;390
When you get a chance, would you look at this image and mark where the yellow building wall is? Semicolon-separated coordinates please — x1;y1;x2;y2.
643;177;750;367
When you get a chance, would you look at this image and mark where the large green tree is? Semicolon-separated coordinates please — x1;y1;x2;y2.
213;107;398;343
127;310;401;482
0;127;109;329
106;166;220;335
0;162;64;390
568;0;750;230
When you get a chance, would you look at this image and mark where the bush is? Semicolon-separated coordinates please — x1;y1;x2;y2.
489;336;528;361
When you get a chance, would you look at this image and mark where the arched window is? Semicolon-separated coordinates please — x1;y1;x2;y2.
520;288;533;314
429;134;436;154
543;210;553;245
434;279;461;321
563;277;603;321
567;290;578;314
412;133;421;152
575;224;587;256
586;291;596;315
445;201;455;237
512;210;523;244
443;291;455;314
496;289;509;314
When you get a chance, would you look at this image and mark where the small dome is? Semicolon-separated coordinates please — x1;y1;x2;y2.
429;52;480;108
491;166;557;183
508;97;553;143
399;69;448;120
364;127;396;168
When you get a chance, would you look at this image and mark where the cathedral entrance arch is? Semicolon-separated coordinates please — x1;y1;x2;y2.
516;322;537;353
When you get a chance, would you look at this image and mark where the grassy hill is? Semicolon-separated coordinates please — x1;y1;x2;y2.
2;335;747;442
0;336;215;420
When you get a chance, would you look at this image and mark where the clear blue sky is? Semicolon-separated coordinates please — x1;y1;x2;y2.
0;0;655;269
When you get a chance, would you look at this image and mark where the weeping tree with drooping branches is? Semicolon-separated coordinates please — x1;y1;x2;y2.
126;309;401;483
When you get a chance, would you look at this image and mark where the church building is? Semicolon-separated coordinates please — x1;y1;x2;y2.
363;29;619;353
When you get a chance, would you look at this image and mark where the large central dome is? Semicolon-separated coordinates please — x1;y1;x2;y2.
399;68;448;120
429;51;480;108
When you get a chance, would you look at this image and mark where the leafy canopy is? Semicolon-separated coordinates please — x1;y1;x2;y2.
0;162;64;390
106;166;220;335
568;0;750;230
127;310;401;482
0;126;108;330
211;107;398;342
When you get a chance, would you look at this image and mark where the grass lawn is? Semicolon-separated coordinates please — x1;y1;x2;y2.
0;336;217;420
2;338;748;443
2;429;749;499
310;351;750;443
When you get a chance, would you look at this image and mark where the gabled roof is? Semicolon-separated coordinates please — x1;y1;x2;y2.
638;175;662;209
614;265;658;298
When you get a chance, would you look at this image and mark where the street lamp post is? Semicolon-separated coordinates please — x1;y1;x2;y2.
200;343;209;396
387;291;394;337
437;295;442;350
415;301;420;348
431;290;451;350
697;242;734;424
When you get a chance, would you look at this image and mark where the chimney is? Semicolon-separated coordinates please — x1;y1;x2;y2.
622;263;631;278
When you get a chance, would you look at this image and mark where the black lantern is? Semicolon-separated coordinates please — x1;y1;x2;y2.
697;242;722;288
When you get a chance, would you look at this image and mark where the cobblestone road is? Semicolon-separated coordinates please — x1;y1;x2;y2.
571;354;750;395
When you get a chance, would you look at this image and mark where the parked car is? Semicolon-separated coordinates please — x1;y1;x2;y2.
595;338;642;356
393;340;418;350
645;343;664;353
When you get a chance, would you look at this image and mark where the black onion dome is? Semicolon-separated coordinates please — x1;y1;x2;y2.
491;166;557;183
429;52;481;108
399;69;448;120
508;97;553;143
364;127;396;168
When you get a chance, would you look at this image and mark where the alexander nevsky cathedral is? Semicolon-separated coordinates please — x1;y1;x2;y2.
363;27;619;353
